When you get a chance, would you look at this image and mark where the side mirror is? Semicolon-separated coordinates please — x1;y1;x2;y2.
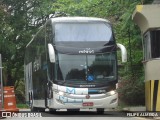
117;43;127;63
48;44;55;63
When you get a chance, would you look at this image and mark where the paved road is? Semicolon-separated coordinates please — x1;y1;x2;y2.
2;110;151;120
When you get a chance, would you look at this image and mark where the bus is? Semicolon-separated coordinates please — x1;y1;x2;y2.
24;17;127;114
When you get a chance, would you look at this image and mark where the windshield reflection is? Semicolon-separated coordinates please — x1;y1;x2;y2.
55;23;112;42
55;52;117;85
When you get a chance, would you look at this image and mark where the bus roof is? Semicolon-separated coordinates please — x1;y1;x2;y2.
50;17;110;23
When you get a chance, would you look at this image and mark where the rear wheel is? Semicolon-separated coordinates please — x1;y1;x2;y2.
29;93;46;112
29;92;37;112
37;107;45;112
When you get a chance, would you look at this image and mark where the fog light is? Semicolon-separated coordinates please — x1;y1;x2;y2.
110;98;117;104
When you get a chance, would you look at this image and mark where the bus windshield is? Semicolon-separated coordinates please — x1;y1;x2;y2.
55;52;117;86
55;23;112;42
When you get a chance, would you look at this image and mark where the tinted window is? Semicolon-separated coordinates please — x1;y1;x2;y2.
55;52;117;86
55;23;112;42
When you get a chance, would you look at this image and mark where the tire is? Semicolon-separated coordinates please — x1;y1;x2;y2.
37;107;45;112
30;98;37;112
31;107;38;112
29;92;36;112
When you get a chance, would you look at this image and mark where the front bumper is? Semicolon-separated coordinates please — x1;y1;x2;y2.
50;91;118;109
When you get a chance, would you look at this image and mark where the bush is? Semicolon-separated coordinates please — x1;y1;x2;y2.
118;64;145;106
15;79;25;104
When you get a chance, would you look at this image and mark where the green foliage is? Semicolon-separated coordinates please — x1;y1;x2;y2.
118;64;145;105
17;104;29;109
0;0;55;103
15;79;25;103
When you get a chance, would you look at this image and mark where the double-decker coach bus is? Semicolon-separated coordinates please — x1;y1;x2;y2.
24;17;127;114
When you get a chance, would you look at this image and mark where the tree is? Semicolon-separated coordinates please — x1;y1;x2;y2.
0;0;55;102
0;0;55;86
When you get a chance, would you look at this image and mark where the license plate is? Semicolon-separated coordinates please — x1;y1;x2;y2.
82;102;94;106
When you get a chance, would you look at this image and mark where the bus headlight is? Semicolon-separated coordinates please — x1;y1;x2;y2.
108;90;116;96
54;89;65;96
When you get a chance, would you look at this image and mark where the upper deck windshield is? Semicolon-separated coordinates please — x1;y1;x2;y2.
55;52;117;87
55;23;112;42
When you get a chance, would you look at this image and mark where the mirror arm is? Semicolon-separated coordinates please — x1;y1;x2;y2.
117;43;127;63
48;44;55;63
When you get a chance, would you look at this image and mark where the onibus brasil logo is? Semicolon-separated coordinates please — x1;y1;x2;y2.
1;112;42;118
